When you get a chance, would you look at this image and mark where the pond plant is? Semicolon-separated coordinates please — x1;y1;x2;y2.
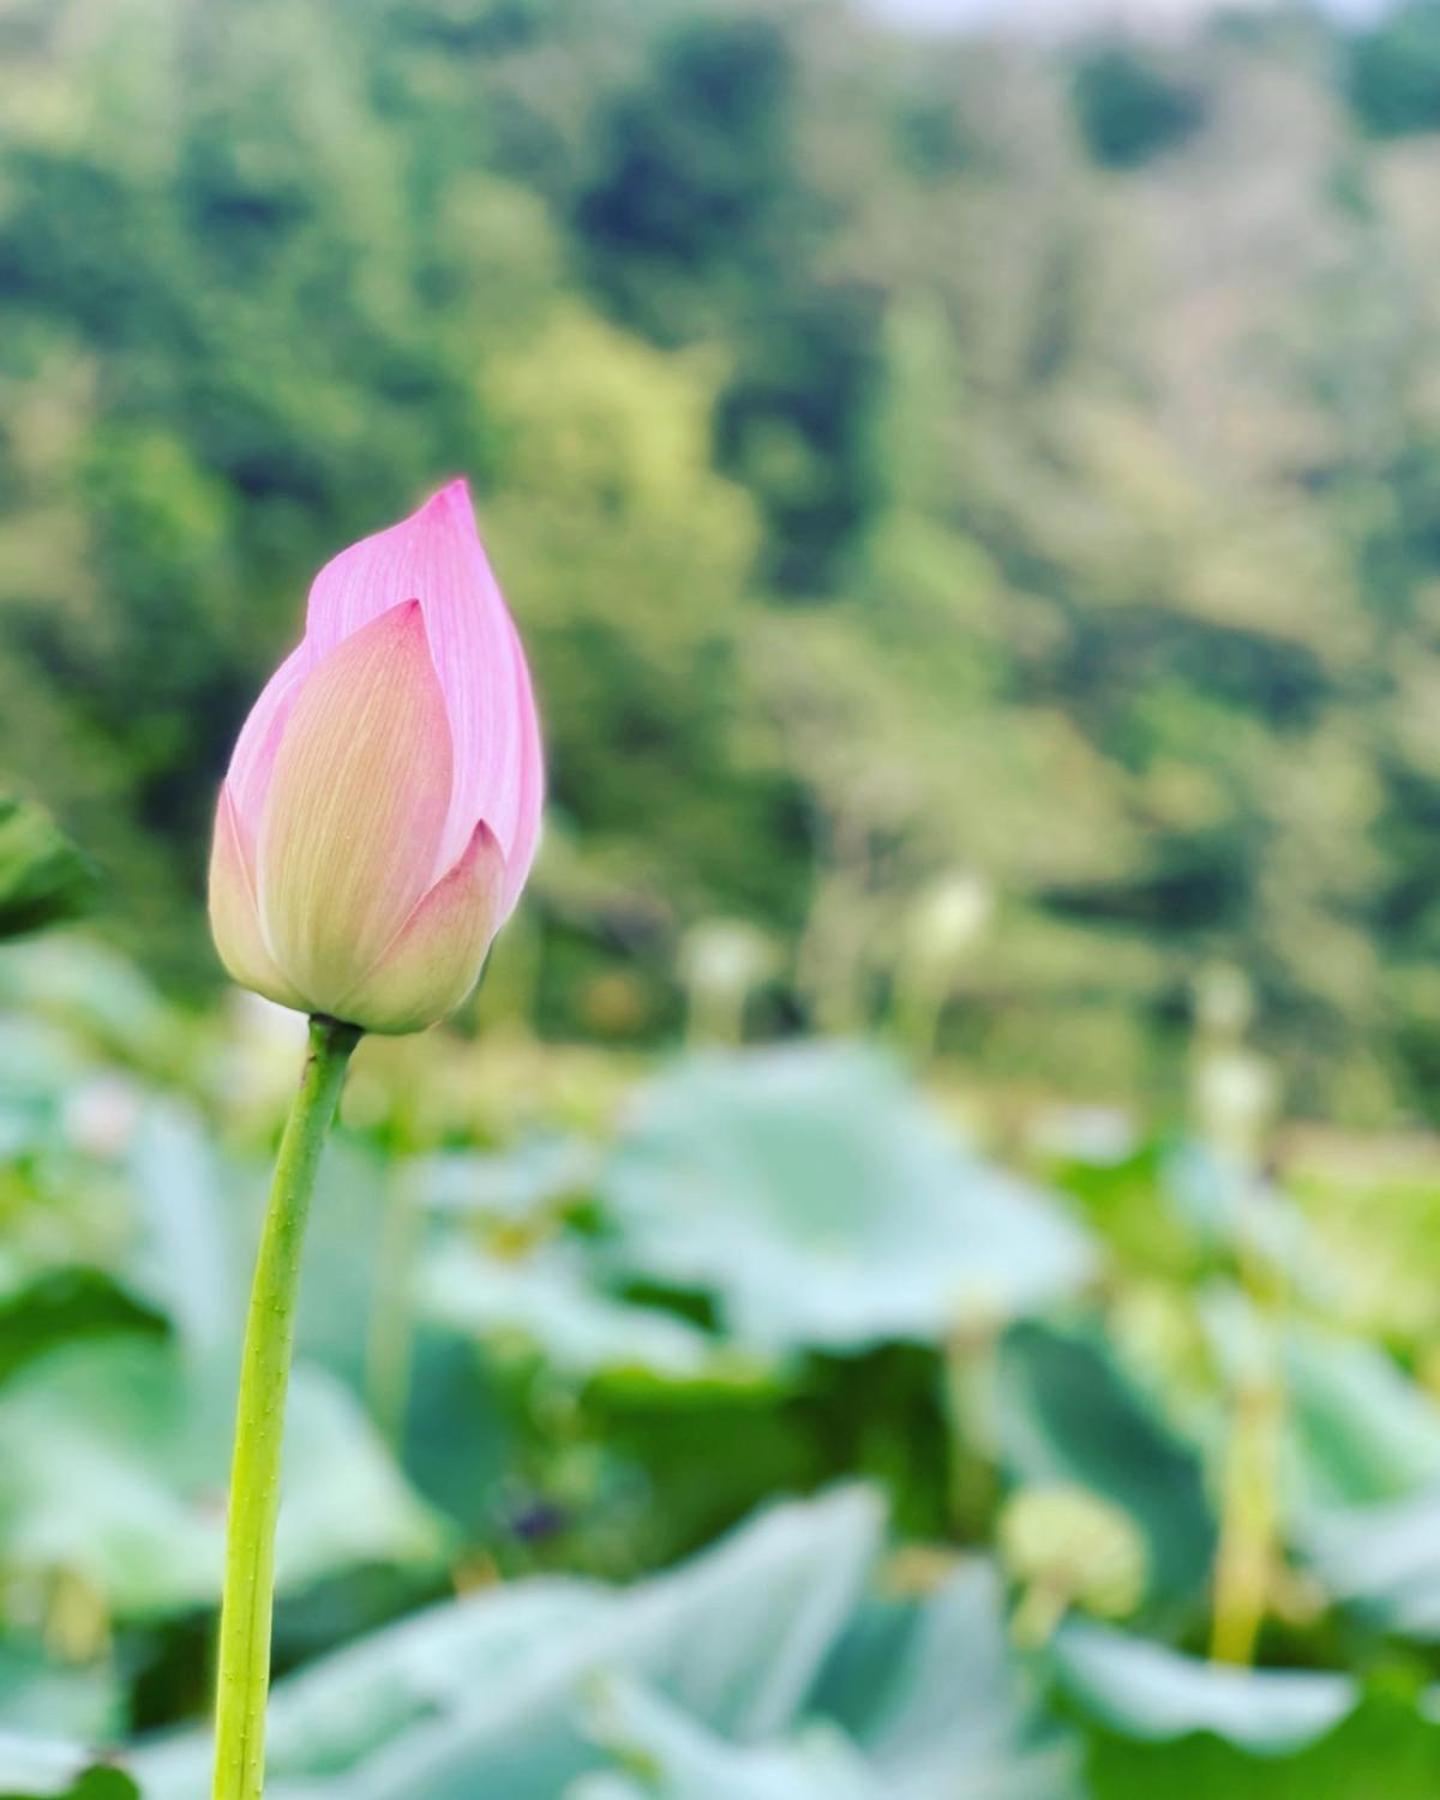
205;482;543;1799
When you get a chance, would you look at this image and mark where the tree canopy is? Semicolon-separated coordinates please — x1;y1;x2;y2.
4;0;1440;1118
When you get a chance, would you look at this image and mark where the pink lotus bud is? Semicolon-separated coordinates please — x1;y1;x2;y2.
208;482;543;1034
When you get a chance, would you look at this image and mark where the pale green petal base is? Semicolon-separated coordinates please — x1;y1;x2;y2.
334;820;505;1034
208;787;306;1014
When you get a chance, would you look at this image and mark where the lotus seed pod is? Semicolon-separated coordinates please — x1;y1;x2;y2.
999;1482;1147;1646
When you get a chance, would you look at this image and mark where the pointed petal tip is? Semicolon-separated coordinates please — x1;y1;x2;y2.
357;595;429;659
419;478;475;524
461;814;501;858
394;595;436;664
379;594;427;643
300;477;532;892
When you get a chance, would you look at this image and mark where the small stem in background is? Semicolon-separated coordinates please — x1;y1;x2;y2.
795;871;870;1037
1209;1167;1287;1668
366;1158;422;1446
1209;1370;1283;1666
211;1014;360;1800
891;970;946;1065
688;981;746;1049
1011;1577;1071;1651
942;1322;1001;1541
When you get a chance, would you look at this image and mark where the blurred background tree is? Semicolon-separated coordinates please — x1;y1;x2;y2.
5;0;1440;1121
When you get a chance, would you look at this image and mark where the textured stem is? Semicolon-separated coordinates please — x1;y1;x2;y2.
211;1015;360;1800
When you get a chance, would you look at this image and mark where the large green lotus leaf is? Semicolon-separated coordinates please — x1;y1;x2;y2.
994;1322;1215;1608
598;1047;1096;1353
0;1337;444;1620
131;1583;608;1797
578;1674;881;1798
1087;1688;1440;1798
0;1095;232;1396
421;1239;753;1383
225;1138;433;1400
1049;1621;1358;1754
130;1487;885;1799
398;1327;515;1540
416;1137;599;1224
133;1493;1075;1800
1282;1333;1440;1636
0;800;98;943
814;1562;1081;1799
1164;1146;1339;1299
0;1271;165;1392
0;1733;134;1799
1284;1326;1440;1509
1300;1484;1440;1640
0;1019;83;1160
271;1366;449;1590
0;1648;121;1747
0;943;182;1081
122;1102;238;1369
289;1141;407;1395
123;1124;421;1404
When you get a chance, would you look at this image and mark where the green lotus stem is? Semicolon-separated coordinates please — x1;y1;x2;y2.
1209;1371;1282;1666
212;1014;361;1800
1010;1576;1071;1651
941;1325;1001;1539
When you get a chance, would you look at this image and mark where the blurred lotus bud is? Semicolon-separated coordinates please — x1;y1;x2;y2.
678;918;778;1045
209;483;543;1035
892;869;993;1059
1194;1048;1278;1166
1193;963;1253;1042
999;1482;1147;1647
911;871;993;965
1189;964;1277;1167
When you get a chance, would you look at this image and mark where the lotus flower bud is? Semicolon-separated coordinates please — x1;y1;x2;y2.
209;482;543;1034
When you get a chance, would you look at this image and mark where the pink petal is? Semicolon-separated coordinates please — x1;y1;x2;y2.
257;601;453;1017
207;784;306;1011
305;480;543;890
499;609;544;919
224;641;311;851
334;820;507;1034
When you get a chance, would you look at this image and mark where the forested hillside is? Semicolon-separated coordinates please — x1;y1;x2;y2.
6;0;1440;1116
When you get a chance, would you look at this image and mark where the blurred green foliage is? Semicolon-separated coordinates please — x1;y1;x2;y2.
9;4;1440;1787
1071;48;1206;169
0;802;96;943
4;0;1440;1116
1;929;1440;1793
1349;1;1440;137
